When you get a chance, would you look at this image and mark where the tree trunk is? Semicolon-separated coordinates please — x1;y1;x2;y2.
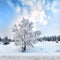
22;43;26;52
24;45;26;52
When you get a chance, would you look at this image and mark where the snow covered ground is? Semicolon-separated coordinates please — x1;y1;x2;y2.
0;41;60;56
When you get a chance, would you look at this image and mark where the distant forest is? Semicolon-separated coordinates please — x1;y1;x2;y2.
0;36;14;45
0;35;60;45
40;35;60;43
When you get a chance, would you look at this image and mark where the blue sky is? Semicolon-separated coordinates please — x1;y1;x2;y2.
0;0;60;38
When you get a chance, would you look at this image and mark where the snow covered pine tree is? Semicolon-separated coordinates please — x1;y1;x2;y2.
12;18;41;52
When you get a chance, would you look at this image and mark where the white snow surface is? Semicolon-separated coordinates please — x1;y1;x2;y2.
0;41;60;56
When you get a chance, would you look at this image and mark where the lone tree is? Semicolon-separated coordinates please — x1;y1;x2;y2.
12;18;41;52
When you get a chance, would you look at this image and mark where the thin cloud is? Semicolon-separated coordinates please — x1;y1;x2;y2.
7;0;59;25
7;0;49;26
51;1;59;13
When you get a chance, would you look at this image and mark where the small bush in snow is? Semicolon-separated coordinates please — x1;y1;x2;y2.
2;36;10;45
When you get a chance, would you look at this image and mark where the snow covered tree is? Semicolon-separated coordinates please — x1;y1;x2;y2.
2;36;10;45
12;18;41;52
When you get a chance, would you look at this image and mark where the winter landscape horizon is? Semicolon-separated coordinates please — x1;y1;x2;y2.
0;0;60;59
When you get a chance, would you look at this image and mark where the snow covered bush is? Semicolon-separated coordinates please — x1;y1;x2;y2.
12;18;41;52
2;36;10;45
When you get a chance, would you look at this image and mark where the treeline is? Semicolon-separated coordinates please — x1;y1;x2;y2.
0;36;14;45
0;35;60;45
42;35;60;43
